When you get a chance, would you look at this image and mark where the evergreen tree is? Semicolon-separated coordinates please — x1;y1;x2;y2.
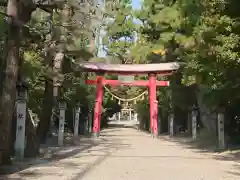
103;0;136;63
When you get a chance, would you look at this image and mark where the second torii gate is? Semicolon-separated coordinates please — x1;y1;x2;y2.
77;62;180;137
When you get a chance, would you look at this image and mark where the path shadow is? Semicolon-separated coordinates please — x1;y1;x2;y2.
213;149;240;162
70;137;130;180
225;164;240;177
0;127;131;180
159;133;240;163
159;131;219;153
148;130;240;179
0;136;102;179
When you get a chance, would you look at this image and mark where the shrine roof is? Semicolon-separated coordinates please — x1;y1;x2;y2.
76;62;180;75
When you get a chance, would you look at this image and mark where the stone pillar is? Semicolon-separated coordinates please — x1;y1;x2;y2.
192;105;198;140
74;103;81;137
15;81;28;160
134;113;138;122
88;111;92;134
117;112;120;121
15;99;27;160
58;100;67;146
129;109;132;121
217;108;225;149
169;112;174;137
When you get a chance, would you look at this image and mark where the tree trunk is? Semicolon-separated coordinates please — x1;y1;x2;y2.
196;85;217;135
0;23;8;96
0;1;20;163
37;10;54;144
37;5;68;141
36;80;53;144
171;71;183;134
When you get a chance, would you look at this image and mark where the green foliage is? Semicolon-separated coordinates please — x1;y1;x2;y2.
23;51;45;115
183;0;240;107
135;98;150;130
128;0;240;138
103;0;136;63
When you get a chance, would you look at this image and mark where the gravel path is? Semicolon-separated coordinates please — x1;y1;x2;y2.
3;125;240;180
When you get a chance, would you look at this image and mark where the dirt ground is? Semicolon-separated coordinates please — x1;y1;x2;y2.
1;124;240;180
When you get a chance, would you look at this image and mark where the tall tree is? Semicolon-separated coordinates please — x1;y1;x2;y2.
103;0;136;64
0;0;36;164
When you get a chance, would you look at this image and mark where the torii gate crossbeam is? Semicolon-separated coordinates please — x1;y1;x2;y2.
85;79;169;86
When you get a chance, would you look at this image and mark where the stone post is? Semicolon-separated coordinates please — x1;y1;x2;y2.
15;81;28;160
217;107;225;150
169;110;174;137
58;100;67;146
129;109;132;121
118;112;121;121
192;105;198;140
134;113;138;122
88;111;92;134
74;103;81;137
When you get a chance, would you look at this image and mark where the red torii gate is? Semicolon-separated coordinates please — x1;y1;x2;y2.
78;62;180;137
86;79;169;133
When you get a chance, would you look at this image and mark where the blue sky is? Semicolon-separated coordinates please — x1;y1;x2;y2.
132;0;141;9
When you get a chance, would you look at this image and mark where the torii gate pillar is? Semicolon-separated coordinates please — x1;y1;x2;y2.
92;75;104;137
149;73;158;136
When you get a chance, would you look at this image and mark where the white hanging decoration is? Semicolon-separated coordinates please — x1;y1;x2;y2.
134;100;136;104
111;96;114;100
118;100;121;105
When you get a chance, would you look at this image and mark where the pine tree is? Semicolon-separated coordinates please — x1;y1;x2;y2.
103;0;136;64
